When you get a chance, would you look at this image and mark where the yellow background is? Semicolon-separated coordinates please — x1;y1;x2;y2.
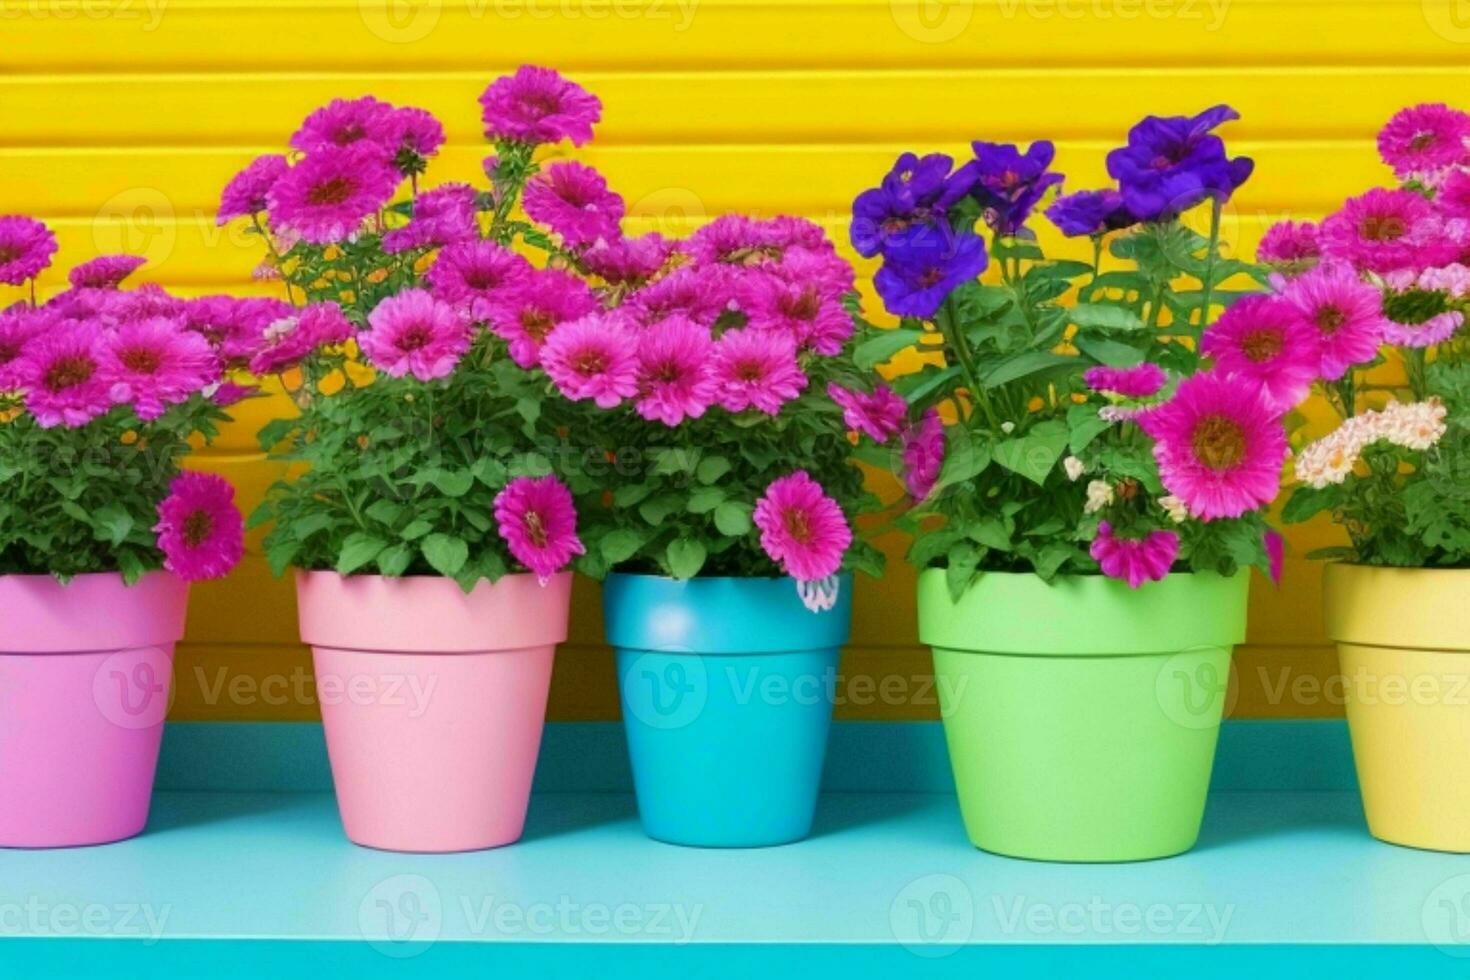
6;0;1459;722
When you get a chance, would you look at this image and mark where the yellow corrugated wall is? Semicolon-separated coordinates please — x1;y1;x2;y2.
5;0;1458;721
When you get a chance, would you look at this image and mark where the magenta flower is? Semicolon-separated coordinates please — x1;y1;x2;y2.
902;408;945;501
360;288;471;381
828;382;907;443
0;216;58;285
1257;220;1321;276
1138;371;1287;521
624;266;731;325
1377;103;1470;180
248;302;354;375
484;268;598;368
539;311;640;409
210;380;260;407
1437;168;1470;221
1319;188;1450;275
739;269;853;355
635;314;717;426
388;107;446;170
478;66;601;147
217;154;289;224
290;96;399;155
1090;522;1179;589
17;322;112;428
1280;264;1387;380
687;214;794;267
266;145;401;245
100;317;220;421
97;283;184;323
711;328;808;415
0;307;48;391
1381;309;1463;348
494;475;585;584
1201;295;1320;409
68;254;147;290
427;239;535;320
1083;363;1167;399
753;471;852;582
183;295;293;365
382;183;479;254
580;233;675;287
522;162;624;247
153;472;244;582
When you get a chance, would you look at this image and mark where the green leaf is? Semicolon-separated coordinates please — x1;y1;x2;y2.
934;438;991;493
639;495;680;526
265;536;301;577
854;327;923;371
432;469;474;498
1071;303;1146;332
1075;335;1146;367
666;538;708;580
400;519;434;541
376;543;415;577
980;351;1081;387
291;512;336;541
1067;404;1112;454
993;420;1070;486
614;483;655;507
967;518;1012;552
696;456;732;485
471;456;508;488
687;485;726;514
945;542;981;601
420;533;469;578
92;504;134;546
599;529;645;564
713;501;754;536
336;533;388;575
363;500;404;526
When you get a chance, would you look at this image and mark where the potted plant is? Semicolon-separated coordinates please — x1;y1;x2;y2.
445;103;883;844
0;235;244;847
231;69;595;853
846;108;1290;861
1279;102;1470;851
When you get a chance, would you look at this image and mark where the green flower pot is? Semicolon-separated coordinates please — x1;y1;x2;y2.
917;568;1249;862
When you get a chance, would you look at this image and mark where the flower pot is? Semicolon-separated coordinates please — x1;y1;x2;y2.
1324;563;1470;852
296;571;570;852
918;569;1248;862
0;572;188;848
604;573;851;847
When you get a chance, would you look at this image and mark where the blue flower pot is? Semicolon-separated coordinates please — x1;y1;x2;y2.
604;573;852;848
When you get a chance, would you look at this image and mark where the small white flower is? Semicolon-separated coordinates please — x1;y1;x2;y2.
1158;495;1189;524
1001;421;1016;434
1084;480;1114;514
1063;456;1086;482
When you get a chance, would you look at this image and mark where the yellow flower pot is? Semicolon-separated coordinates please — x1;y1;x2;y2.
1324;563;1470;852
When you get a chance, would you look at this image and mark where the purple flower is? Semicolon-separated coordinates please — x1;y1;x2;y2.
901;408;945;501
266;145;401;245
849;152;962;258
0;216;58;285
1045;189;1136;238
580;233;674;287
1106;105;1253;222
484;267;598;369
100;317;220;421
1084;363;1168;399
17;321;112;428
0;307;48;391
387;107;446;175
218;154;289;224
951;140;1064;235
494;475;584;584
1257;220;1321;275
635;314;717;426
873;228;988;318
248;302;353;375
478;65;601;147
1091;522;1179;589
828;382;907;443
427;240;534;320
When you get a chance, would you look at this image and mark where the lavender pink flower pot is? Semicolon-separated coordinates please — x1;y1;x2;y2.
296;571;571;853
0;572;188;849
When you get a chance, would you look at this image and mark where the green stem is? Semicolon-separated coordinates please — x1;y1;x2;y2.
1196;197;1224;332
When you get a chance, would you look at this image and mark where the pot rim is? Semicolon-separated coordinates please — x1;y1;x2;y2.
0;570;188;654
1323;562;1470;650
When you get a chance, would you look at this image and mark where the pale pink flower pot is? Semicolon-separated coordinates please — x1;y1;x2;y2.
296;571;571;853
0;572;188;848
